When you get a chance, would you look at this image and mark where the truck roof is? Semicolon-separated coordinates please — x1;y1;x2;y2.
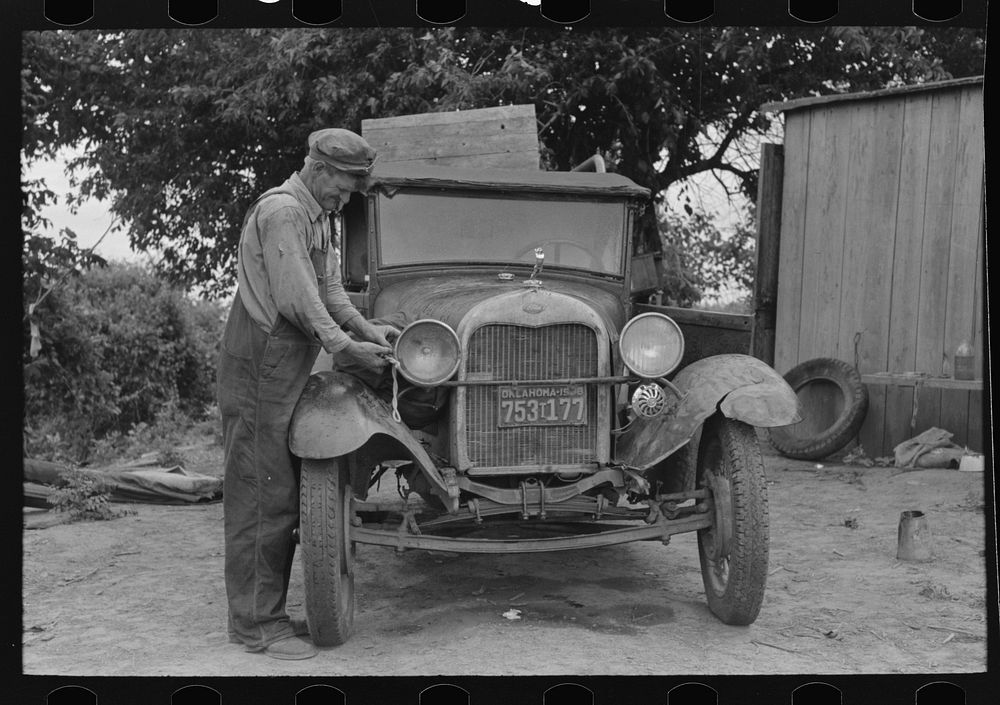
371;163;651;199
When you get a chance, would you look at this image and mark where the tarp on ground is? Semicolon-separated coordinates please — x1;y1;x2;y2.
23;458;222;505
893;427;964;469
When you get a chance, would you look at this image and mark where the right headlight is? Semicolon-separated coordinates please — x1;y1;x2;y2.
394;319;461;387
619;312;684;378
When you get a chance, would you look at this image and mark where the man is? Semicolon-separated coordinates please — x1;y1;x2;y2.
217;128;399;660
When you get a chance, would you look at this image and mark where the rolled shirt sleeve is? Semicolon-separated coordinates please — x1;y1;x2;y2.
260;205;355;353
325;245;363;330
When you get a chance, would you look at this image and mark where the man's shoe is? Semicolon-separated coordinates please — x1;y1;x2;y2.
262;636;318;660
229;618;309;645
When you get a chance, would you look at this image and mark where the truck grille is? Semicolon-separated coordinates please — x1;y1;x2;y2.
465;323;599;469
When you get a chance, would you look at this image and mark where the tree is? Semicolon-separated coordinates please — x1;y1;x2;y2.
23;262;224;461
22;27;985;296
658;205;758;308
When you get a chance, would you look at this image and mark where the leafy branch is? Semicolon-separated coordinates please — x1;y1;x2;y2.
24;216;120;324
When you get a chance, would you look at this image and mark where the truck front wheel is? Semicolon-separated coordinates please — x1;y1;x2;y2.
696;415;769;625
300;458;355;646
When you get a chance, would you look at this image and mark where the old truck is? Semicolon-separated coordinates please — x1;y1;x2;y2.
289;162;801;646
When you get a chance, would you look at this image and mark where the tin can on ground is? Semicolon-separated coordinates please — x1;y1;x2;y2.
897;510;933;562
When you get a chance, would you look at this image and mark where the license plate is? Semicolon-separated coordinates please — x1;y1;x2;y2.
497;384;587;428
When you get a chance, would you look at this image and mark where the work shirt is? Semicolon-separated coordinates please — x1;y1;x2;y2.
236;173;361;353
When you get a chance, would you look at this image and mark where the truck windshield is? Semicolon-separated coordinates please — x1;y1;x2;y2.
377;191;627;275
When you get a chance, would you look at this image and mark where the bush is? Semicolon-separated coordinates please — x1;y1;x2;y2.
656;207;757;307
49;469;135;521
87;397;201;467
23;262;226;462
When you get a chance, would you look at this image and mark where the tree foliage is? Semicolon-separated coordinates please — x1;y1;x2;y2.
22;27;984;296
23;263;225;462
22;34;108;316
658;207;757;308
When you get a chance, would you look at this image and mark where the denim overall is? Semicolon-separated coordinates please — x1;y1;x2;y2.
218;188;327;650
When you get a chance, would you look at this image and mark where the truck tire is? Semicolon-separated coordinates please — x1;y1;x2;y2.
768;357;868;460
300;458;355;646
697;415;769;625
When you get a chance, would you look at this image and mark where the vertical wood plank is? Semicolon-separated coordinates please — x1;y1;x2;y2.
882;93;934;454
836;102;872;366
836;102;875;450
751;143;784;366
774;112;811;375
966;103;985;453
913;89;962;434
798;105;851;363
835;100;890;454
971;203;986;378
966;210;985;452
852;97;905;455
940;85;985;448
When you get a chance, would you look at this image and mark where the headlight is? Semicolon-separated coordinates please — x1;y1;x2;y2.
619;312;684;378
394;319;461;387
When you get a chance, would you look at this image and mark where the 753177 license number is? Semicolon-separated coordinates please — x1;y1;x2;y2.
497;384;587;427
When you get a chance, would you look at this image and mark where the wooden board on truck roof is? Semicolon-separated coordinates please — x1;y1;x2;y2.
362;104;541;169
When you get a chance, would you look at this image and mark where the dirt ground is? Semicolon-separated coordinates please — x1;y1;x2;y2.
22;437;991;678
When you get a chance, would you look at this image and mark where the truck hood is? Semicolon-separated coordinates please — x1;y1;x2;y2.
371;273;628;338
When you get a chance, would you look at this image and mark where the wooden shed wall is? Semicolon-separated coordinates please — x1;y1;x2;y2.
774;83;984;456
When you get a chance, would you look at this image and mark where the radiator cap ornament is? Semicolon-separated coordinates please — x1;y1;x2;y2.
522;247;546;289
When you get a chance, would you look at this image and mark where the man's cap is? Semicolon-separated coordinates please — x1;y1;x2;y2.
307;128;377;175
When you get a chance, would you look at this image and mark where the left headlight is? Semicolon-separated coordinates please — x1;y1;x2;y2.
619;312;684;378
394;319;461;387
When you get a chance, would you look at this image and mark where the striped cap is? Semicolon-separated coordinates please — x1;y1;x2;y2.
307;128;377;174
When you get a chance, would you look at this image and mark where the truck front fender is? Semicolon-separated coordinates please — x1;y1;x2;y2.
289;371;455;507
614;354;801;471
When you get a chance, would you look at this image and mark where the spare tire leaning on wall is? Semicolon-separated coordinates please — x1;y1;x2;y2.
769;358;869;460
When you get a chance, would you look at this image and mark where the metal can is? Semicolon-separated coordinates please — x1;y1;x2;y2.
954;340;975;380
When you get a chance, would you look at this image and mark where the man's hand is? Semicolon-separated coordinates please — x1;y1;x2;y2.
340;340;392;371
354;320;401;348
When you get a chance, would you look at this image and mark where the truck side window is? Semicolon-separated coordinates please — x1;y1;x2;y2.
341;196;368;291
